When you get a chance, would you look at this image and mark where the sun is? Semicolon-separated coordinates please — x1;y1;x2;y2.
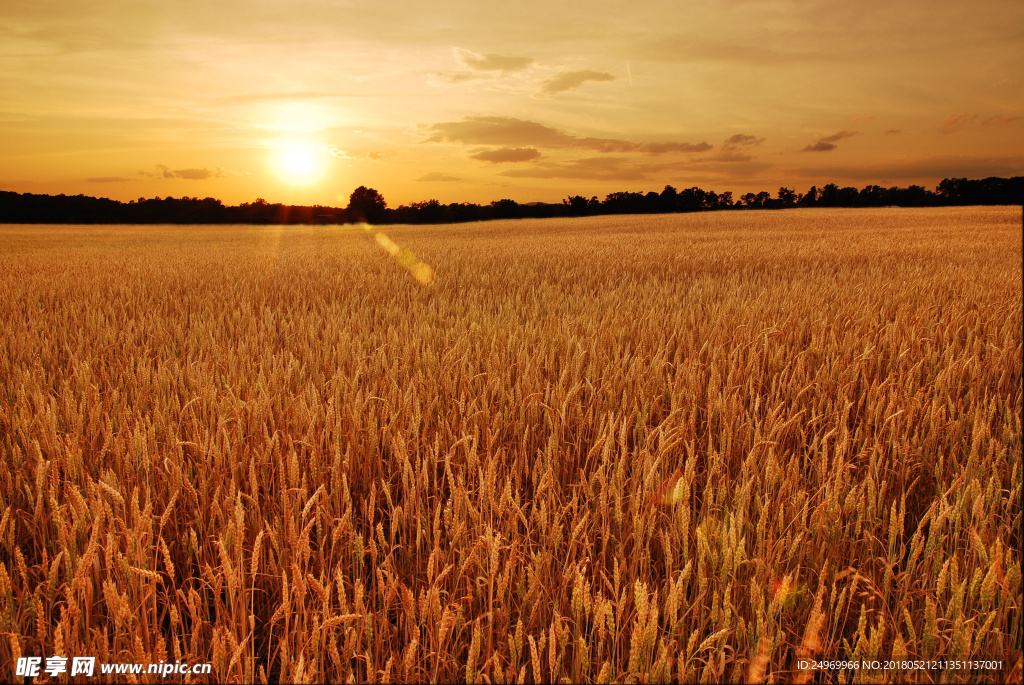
284;147;315;175
271;142;326;184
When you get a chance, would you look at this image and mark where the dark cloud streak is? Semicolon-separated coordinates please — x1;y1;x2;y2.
541;70;615;94
138;164;226;180
802;130;858;152
469;147;541;163
722;134;765;151
422;116;710;155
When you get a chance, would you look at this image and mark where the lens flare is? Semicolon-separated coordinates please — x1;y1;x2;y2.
364;225;434;284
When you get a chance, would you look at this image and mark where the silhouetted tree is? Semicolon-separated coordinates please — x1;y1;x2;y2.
937;177;968;203
660;185;679;211
777;187;797;207
348;186;387;223
407;199;444;223
817;184;841;207
935;177;1022;205
858;185;886;207
900;185;934;207
490;198;519;219
603;192;646;214
563;195;593;216
798;186;818;207
677;187;707;212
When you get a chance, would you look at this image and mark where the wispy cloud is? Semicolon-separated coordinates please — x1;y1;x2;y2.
981;114;1023;127
422;116;711;155
497;154;772;182
722;134;765;151
802;130;858;152
456;49;534;72
213;92;361;106
498;156;650;181
85;176;133;182
790;154;1024;180
168;168;224;180
416;172;461;182
432;72;485;84
541;70;615;94
433;48;537;84
139;164;228;180
469;147;541;163
323;147;349;159
705;152;755;163
422;116;573;147
940;113;977;134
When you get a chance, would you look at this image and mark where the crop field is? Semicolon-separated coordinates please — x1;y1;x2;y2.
0;206;1020;683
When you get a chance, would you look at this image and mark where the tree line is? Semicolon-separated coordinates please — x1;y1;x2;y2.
1;176;1020;225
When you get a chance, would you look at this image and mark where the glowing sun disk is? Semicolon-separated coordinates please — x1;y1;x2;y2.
272;142;326;185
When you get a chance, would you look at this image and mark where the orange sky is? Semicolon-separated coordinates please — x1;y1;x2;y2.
2;0;1022;207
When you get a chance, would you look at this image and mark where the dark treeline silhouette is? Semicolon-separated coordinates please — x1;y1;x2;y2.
1;176;1020;225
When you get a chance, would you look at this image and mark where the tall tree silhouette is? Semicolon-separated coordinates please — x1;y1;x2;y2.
348;186;387;223
777;187;797;207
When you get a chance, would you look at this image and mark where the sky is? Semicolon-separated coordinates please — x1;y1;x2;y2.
1;0;1022;207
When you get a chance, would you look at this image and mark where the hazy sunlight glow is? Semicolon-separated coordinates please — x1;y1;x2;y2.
272;142;325;185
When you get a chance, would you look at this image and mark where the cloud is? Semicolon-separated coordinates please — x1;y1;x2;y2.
323;147;349;159
802;130;858;152
629;141;713;154
499;156;650;181
469;147;541;163
705;152;755;163
722;134;765;150
939;113;977;134
85;176;133;182
541;70;615;94
432;71;487;84
790;154;1024;181
803;141;838;152
938;113;1021;133
433;49;537;84
167;168;224;180
497;154;772;182
214;91;361;105
821;131;859;143
139;164;227;180
367;151;386;160
421;116;711;155
884;129;901;134
981;114;1023;126
423;116;576;147
456;49;534;72
416;172;461;182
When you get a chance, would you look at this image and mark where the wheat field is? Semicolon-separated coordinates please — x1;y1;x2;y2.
0;207;1020;683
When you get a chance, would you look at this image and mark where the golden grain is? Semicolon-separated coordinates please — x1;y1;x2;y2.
0;207;1019;682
